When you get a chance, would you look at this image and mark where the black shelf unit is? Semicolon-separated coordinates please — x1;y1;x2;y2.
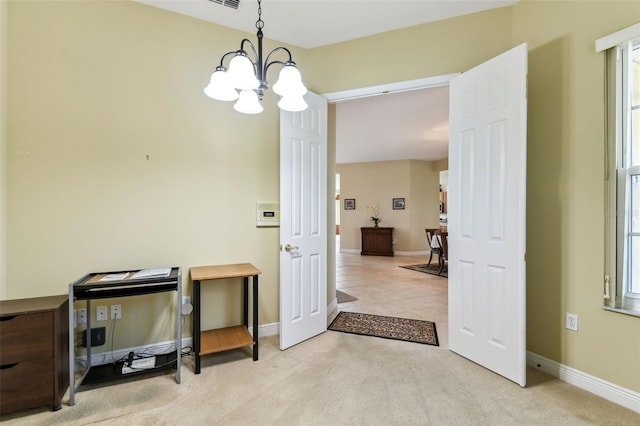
68;267;182;405
79;352;177;387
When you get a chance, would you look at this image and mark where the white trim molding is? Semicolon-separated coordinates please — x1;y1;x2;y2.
323;74;459;103
80;322;281;367
394;250;429;256
341;249;428;256
596;23;640;52
527;351;640;413
340;248;360;254
327;296;337;318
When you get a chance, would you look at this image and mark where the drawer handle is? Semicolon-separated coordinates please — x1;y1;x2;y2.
0;363;18;370
0;315;17;322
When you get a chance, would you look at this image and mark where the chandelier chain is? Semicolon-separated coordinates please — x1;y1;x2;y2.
256;0;264;30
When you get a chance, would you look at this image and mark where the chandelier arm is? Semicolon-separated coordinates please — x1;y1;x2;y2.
218;50;238;68
263;59;289;79
263;47;293;68
239;38;259;64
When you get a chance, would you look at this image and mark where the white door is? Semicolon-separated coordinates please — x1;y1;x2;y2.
280;91;328;350
448;43;528;386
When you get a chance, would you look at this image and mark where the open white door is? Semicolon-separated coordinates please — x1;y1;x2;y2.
448;43;528;386
280;91;328;350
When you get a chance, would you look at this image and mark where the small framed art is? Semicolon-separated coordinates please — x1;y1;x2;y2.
393;198;405;210
344;199;356;210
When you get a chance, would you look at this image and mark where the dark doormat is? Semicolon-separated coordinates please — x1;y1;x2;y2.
399;263;447;278
328;311;439;346
336;290;358;303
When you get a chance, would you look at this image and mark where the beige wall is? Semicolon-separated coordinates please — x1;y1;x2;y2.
337;160;439;252
4;0;303;344
512;0;640;392
0;0;7;299
4;0;640;394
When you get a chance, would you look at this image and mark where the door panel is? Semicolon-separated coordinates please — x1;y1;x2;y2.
449;43;528;387
280;91;328;350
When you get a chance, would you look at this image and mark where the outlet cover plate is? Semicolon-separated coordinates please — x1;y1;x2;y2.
111;304;122;319
566;313;578;331
96;306;107;321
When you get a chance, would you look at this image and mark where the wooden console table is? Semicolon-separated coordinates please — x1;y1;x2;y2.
361;227;394;256
190;263;261;374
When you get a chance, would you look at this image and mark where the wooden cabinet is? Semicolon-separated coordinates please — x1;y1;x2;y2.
361;227;394;256
439;191;448;213
0;295;69;414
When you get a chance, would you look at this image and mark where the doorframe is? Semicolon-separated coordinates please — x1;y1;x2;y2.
321;72;460;315
323;74;459;103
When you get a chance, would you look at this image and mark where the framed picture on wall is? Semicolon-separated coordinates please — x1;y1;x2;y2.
393;198;405;210
344;199;356;210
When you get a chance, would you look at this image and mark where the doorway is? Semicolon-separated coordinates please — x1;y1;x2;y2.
327;74;456;345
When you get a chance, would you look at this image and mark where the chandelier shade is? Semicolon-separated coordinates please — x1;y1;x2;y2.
203;0;308;114
234;89;264;114
204;67;239;101
277;95;308;112
227;53;260;90
272;65;307;97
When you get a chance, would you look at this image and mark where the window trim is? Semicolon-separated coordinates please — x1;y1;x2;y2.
600;24;640;317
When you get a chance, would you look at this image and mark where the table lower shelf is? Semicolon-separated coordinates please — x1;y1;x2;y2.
200;325;254;355
78;352;177;388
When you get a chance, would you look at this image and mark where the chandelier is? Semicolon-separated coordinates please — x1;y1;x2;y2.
203;0;308;114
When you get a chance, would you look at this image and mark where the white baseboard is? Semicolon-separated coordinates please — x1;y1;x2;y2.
395;250;428;256
527;351;640;413
327;297;337;319
341;249;428;256
80;322;281;367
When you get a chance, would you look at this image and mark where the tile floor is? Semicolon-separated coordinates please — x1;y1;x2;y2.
334;245;449;347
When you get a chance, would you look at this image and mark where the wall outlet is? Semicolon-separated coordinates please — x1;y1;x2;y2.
111;304;122;320
77;308;87;324
96;306;107;322
566;313;578;331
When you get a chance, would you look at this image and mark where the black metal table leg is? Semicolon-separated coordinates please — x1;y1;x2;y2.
253;274;259;361
243;276;249;328
194;280;201;374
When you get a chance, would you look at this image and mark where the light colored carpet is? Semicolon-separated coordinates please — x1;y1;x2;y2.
3;333;639;425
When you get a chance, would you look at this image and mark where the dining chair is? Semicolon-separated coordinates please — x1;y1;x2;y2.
435;230;449;275
425;228;441;267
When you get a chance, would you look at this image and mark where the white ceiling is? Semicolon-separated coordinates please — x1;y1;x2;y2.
335;86;450;164
135;0;518;164
135;0;517;49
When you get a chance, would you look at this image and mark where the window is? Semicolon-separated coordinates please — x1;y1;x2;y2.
600;24;640;315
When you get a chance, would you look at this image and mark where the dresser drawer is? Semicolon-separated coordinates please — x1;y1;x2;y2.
0;358;54;414
0;312;53;364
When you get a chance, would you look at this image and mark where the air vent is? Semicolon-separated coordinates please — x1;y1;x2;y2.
208;0;240;10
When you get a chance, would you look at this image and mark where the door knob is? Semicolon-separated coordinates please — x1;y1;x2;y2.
284;244;299;252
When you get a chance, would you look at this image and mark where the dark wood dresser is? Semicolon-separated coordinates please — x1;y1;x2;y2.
361;227;394;256
0;295;69;414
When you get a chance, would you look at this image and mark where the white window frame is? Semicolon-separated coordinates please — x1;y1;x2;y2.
598;24;640;316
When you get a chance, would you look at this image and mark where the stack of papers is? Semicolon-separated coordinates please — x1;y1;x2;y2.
131;268;171;279
99;272;130;282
